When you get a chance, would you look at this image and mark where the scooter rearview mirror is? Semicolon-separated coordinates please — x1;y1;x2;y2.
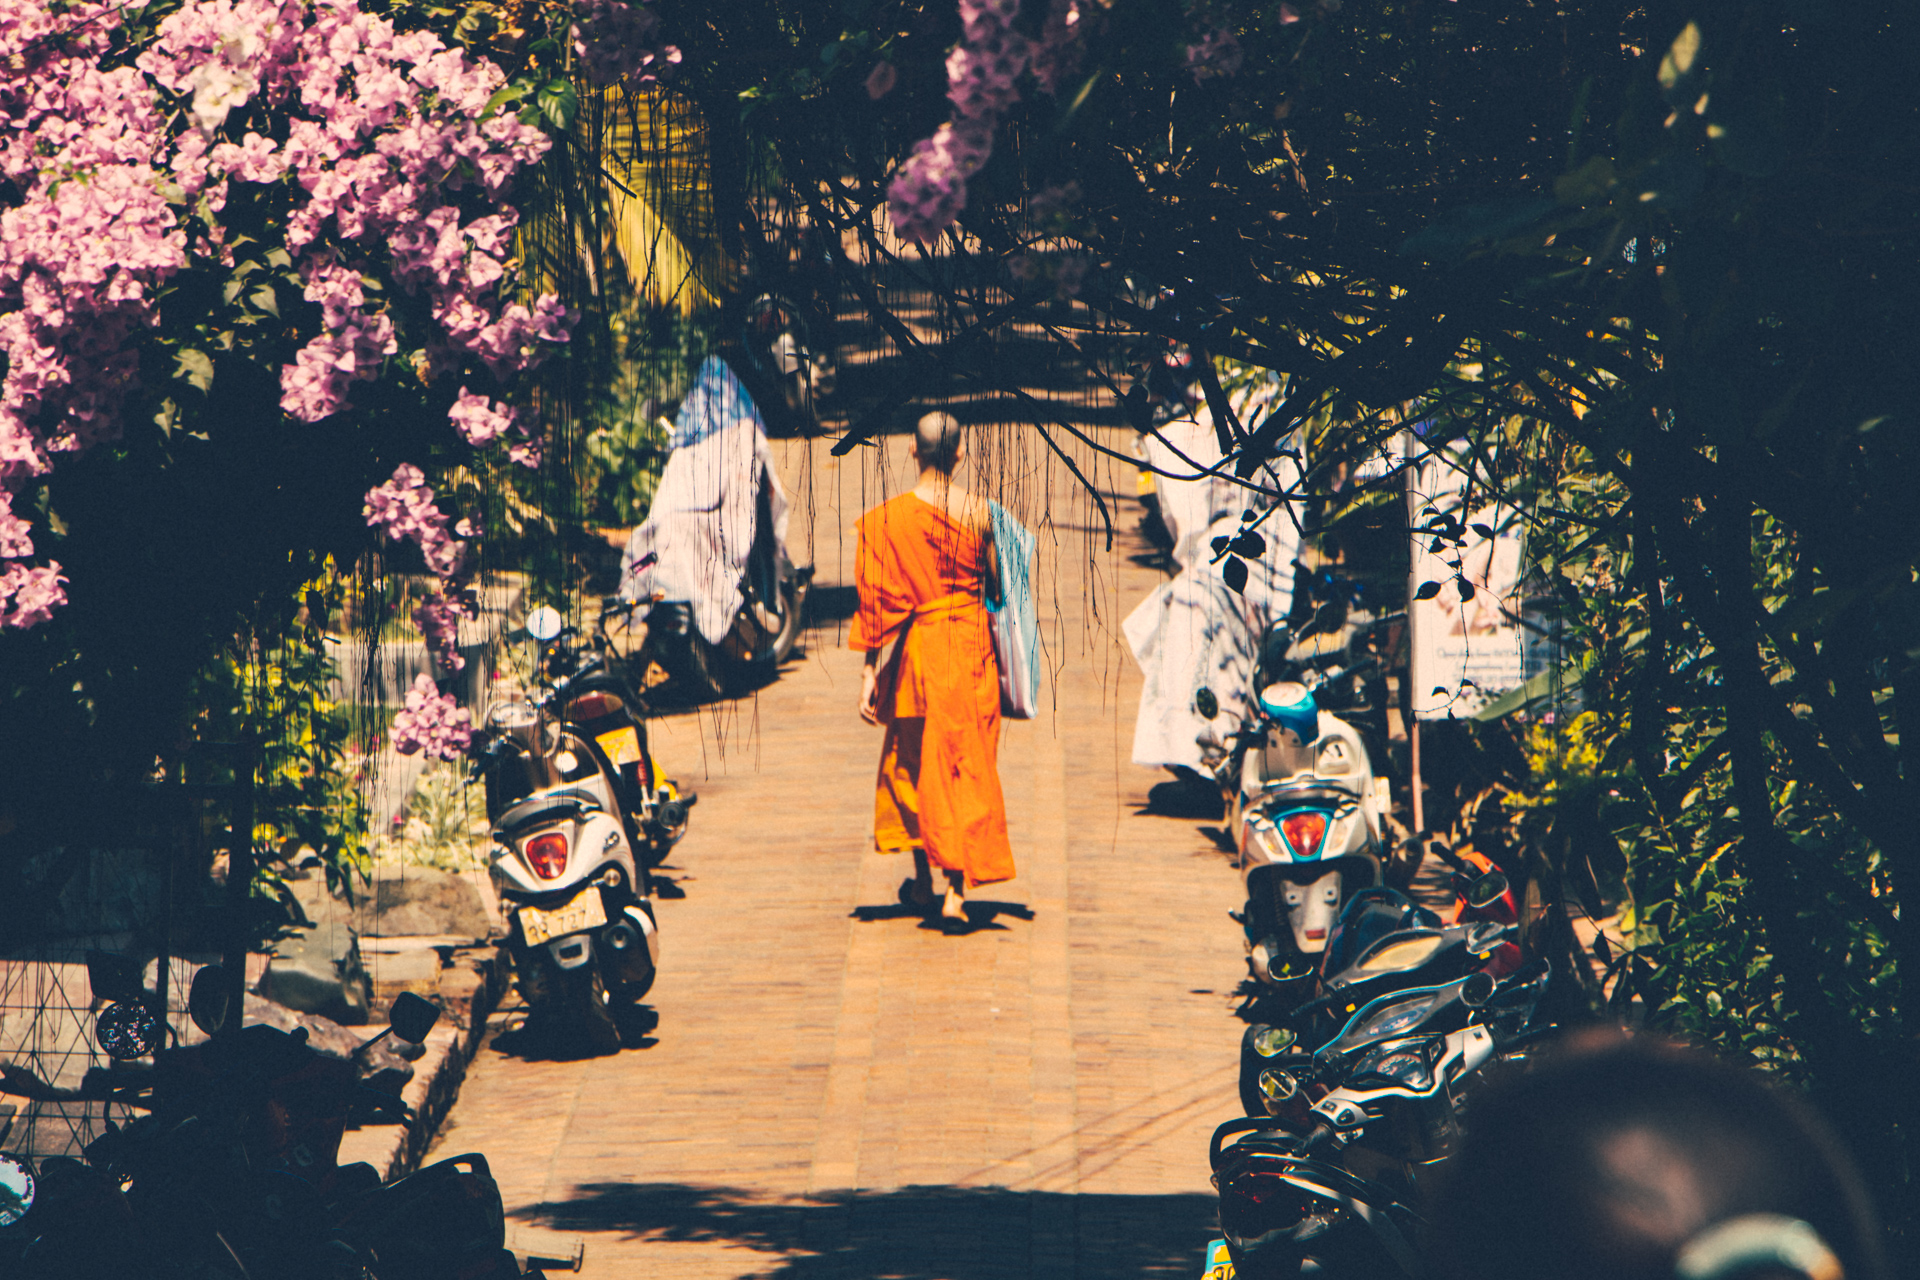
1194;687;1220;720
388;991;441;1045
526;605;564;642
1465;871;1509;909
0;1152;34;1227
188;964;230;1038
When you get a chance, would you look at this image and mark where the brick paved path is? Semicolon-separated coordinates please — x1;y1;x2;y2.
433;427;1250;1278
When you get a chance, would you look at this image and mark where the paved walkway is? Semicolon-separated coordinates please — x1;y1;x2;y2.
432;427;1250;1278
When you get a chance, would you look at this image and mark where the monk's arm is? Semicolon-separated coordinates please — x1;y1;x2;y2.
858;645;883;724
983;525;1002;607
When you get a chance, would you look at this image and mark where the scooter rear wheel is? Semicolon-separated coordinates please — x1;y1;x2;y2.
573;968;622;1057
766;569;808;666
671;632;728;704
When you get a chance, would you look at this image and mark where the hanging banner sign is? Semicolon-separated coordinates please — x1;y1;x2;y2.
1406;433;1528;719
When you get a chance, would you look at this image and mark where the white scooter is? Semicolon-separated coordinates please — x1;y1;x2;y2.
1221;679;1391;993
475;605;670;1053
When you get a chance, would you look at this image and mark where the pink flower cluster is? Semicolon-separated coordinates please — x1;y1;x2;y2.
448;387;520;446
390;672;473;760
571;0;681;87
364;463;468;579
1029;0;1089;95
364;459;476;725
886;0;1088;243
446;382;542;467
1;0;187;626
144;0;560;424
0;0;569;630
281;258;398;421
1183;27;1244;83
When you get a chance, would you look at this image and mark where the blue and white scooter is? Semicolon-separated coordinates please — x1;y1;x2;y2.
1227;680;1390;993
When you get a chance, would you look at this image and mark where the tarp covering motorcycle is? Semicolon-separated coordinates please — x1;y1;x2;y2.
1125;406;1301;772
619;357;792;647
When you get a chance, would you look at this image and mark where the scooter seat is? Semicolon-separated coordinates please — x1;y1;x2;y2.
494;788;603;837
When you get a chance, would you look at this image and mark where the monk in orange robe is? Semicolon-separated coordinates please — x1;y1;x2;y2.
852;412;1015;922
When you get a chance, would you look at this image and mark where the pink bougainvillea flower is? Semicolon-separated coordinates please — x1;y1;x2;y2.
390;673;473;760
570;0;680;87
0;0;571;630
447;388;519;446
887;0;1091;243
1184;27;1244;83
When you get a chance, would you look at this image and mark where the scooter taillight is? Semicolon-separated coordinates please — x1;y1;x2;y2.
525;832;569;879
1279;811;1329;859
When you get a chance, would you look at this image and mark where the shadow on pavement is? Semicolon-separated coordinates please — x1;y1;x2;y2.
1140;777;1225;821
850;900;1036;935
489;1006;659;1061
1195;826;1237;856
515;1182;1218;1279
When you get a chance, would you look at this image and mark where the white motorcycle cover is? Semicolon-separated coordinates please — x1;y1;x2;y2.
619;357;791;647
1125;400;1301;771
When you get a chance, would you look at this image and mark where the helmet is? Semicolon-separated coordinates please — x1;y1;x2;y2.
1258;681;1319;744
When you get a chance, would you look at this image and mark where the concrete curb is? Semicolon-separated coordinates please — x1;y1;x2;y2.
337;942;506;1181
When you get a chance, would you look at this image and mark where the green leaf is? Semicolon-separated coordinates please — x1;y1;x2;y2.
174;348;214;393
1413;580;1442;601
1400;197;1558;260
1658;22;1701;93
1553;156;1616;206
483;79;533;120
538;79;579;130
250;285;279;317
1222;555;1248;594
1231;529;1267;559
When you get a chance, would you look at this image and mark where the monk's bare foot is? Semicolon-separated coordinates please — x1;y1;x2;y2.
942;879;968;922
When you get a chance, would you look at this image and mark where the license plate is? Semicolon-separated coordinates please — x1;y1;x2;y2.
595;726;642;768
1200;1239;1234;1280
519;889;607;946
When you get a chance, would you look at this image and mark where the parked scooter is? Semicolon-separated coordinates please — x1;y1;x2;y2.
1201;673;1389;1004
476;602;687;1053
618;357;813;704
1198;608;1417;1006
1211;937;1554;1279
625;529;812;703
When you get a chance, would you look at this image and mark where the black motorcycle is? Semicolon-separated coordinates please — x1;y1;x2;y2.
0;974;567;1279
1213;885;1553;1280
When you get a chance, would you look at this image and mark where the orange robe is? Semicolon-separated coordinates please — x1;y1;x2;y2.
850;493;1015;887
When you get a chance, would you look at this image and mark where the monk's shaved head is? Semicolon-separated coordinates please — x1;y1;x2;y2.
915;411;964;473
